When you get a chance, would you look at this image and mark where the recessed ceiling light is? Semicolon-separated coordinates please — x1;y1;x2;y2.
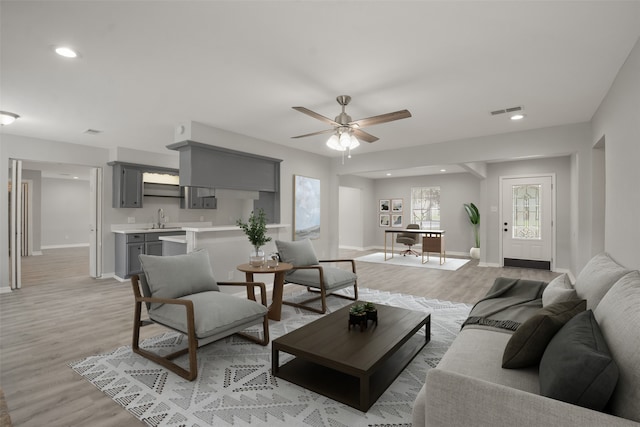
386;173;392;176
55;46;78;58
510;114;525;121
440;169;447;172
73;176;79;180
0;111;19;125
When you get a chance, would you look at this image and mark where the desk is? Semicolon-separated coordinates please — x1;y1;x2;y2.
236;262;293;321
384;229;446;264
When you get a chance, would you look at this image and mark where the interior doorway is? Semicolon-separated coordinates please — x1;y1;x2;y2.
9;160;102;288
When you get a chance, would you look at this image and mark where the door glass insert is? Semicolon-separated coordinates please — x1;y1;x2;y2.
512;184;542;239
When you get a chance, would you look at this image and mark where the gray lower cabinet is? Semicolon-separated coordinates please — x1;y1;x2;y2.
115;231;185;279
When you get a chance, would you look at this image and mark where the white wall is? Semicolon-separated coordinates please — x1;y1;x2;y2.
40;177;90;248
591;37;640;270
338;186;364;250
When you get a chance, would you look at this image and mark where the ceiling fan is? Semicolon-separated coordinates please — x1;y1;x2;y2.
291;95;412;147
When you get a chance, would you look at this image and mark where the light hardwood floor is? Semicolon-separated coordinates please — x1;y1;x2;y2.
0;248;559;427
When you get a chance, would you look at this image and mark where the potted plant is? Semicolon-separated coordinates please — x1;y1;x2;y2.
363;301;378;325
464;202;480;259
348;303;367;331
237;208;271;267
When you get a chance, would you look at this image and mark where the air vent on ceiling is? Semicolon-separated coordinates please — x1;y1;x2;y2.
490;105;523;116
83;129;102;135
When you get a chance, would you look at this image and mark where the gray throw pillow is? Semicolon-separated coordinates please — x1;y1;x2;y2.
542;273;577;307
502;299;586;369
275;239;319;266
139;249;219;300
539;310;619;411
574;252;630;310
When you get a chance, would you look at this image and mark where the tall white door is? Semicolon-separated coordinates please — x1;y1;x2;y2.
89;168;103;278
501;176;554;269
9;159;23;289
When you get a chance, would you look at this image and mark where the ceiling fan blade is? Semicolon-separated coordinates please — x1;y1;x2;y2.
292;106;340;126
350;109;412;128
353;128;379;143
291;128;336;139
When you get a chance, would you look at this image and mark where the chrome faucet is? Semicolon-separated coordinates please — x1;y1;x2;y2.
157;208;165;229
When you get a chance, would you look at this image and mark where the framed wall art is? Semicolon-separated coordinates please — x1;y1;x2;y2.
293;175;321;240
391;198;403;212
379;214;390;227
379;199;390;212
392;214;403;227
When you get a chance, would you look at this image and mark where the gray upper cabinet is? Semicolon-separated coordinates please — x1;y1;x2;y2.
109;161;180;209
167;141;281;192
111;163;143;208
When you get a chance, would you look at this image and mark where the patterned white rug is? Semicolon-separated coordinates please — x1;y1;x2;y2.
355;252;469;271
69;288;471;427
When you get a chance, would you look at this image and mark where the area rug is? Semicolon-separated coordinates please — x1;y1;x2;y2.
69;288;471;427
355;252;469;271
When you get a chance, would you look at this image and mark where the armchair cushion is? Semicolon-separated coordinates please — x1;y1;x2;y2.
149;291;267;339
139;249;219;300
285;266;357;291
275;239;319;266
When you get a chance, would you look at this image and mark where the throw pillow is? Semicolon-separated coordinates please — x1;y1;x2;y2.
574;252;630;310
539;310;619;411
139;248;219;300
275;239;319;266
542;273;577;307
502;299;586;369
593;271;640;422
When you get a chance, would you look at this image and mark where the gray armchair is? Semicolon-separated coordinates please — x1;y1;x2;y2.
275;239;358;314
131;249;269;381
397;223;421;256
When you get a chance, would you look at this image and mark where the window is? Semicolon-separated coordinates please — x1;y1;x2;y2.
411;187;440;229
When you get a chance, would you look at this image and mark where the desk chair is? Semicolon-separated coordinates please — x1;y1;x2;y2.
396;224;420;256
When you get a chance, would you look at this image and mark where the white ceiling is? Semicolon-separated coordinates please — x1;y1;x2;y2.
2;1;639;178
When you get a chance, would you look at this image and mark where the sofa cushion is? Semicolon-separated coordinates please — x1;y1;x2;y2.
149;291;267;339
139;249;219;301
574;252;631;310
539;310;618;412
275;239;319;266
437;328;540;394
593;271;640;422
502;299;586;369
542;273;577;307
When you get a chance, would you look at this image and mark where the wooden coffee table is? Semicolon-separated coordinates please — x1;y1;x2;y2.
272;302;430;412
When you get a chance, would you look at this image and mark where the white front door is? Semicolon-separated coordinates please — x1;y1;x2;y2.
501;175;554;269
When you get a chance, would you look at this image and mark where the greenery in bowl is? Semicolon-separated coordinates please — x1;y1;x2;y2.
236;208;272;250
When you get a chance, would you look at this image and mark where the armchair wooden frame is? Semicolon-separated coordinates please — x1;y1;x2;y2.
131;275;270;381
282;259;358;314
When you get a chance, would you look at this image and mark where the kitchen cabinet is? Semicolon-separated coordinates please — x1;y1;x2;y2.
109;161;180;208
180;187;217;209
114;231;185;279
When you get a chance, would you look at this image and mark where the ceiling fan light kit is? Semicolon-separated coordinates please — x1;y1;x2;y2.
292;95;411;161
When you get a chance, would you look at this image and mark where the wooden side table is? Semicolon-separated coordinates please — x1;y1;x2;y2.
236;262;293;321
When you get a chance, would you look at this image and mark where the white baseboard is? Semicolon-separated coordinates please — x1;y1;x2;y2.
478;262;501;267
41;243;90;249
0;286;13;294
31;251;43;256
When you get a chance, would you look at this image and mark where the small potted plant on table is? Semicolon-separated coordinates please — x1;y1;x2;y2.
364;302;377;325
237;208;271;267
348;303;368;331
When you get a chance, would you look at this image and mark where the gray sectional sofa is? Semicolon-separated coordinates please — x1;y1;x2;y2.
412;253;640;427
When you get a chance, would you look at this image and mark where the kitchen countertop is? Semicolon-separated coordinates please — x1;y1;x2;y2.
111;222;209;234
